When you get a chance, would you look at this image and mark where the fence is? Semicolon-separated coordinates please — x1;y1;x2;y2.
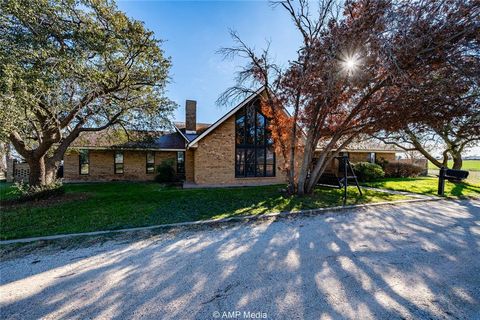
6;159;30;183
394;158;429;176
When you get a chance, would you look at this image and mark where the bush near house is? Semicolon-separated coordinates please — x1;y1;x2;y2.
155;160;177;183
353;162;385;182
384;162;423;178
5;180;65;204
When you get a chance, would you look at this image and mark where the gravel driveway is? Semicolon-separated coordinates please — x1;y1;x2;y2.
1;199;479;320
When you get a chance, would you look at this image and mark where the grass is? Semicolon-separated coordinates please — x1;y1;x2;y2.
0;182;20;201
428;159;480;171
363;177;480;198
0;182;408;240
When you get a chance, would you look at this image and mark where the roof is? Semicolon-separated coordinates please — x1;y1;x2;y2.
173;122;212;142
187;87;265;147
69;129;186;150
316;137;401;153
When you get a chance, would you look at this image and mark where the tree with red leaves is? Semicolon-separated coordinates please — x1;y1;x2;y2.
219;0;479;195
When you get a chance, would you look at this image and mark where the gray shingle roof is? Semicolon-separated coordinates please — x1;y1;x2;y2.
70;129;186;150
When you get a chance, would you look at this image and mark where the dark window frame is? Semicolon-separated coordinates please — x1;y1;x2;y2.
114;150;124;174
176;151;185;176
146;151;155;174
79;149;89;175
235;101;275;178
368;152;376;164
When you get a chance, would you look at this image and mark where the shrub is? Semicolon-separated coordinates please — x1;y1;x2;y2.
11;180;65;202
352;162;385;181
155;160;177;183
384;162;424;178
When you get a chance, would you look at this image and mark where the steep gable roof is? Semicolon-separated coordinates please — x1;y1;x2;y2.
187;87;265;147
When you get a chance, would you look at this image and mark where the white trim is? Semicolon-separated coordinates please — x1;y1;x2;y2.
187;87;265;147
173;124;191;142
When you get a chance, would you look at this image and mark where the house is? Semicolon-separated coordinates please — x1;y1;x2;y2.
63;89;400;186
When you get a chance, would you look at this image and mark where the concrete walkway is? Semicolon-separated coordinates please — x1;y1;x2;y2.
1;199;479;319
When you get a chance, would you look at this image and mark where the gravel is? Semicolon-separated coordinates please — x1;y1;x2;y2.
1;199;479;320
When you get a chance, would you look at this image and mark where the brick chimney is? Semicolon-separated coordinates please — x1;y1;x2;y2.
185;100;197;133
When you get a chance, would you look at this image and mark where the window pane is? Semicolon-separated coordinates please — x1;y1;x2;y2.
80;163;89;175
256;148;265;176
265;119;274;145
177;151;185;163
245;104;255;145
266;164;275;177
115;151;124;164
235;113;245;145
235;149;245;176
115;163;124;174
245;148;255;177
176;151;185;175
79;150;89;175
147;152;155;164
266;147;275;165
79;150;88;163
256;112;265;146
146;164;155;174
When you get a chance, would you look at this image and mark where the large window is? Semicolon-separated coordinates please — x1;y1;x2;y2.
235;102;275;177
146;152;155;174
368;152;376;164
114;151;124;174
79;149;89;175
177;151;185;177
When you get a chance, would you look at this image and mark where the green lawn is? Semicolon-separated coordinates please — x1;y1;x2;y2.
0;183;20;201
363;177;480;198
0;182;408;240
428;159;480;171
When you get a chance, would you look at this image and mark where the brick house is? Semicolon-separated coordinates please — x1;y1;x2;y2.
63;89;399;186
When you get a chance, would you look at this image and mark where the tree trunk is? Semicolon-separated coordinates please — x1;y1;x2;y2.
297;136;315;196
304;150;331;194
28;156;46;186
27;156;58;186
451;152;462;170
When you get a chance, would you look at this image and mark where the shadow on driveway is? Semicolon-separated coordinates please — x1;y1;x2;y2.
0;199;479;319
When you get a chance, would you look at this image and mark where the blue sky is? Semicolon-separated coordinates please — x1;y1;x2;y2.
117;1;479;156
117;0;301;124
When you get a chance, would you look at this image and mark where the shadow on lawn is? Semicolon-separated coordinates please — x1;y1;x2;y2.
1;200;479;319
450;182;480;198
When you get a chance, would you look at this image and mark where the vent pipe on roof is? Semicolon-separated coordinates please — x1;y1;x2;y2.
185;100;197;134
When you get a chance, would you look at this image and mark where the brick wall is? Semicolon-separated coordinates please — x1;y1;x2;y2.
185;149;195;182
318;151;397;174
64;149;177;182
192;115;288;186
348;152;395;164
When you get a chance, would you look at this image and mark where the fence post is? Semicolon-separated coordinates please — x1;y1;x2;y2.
438;166;446;196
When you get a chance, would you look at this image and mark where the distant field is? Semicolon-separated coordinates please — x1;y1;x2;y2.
428;160;480;171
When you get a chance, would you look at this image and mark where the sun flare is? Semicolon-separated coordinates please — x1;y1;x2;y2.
341;53;360;75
